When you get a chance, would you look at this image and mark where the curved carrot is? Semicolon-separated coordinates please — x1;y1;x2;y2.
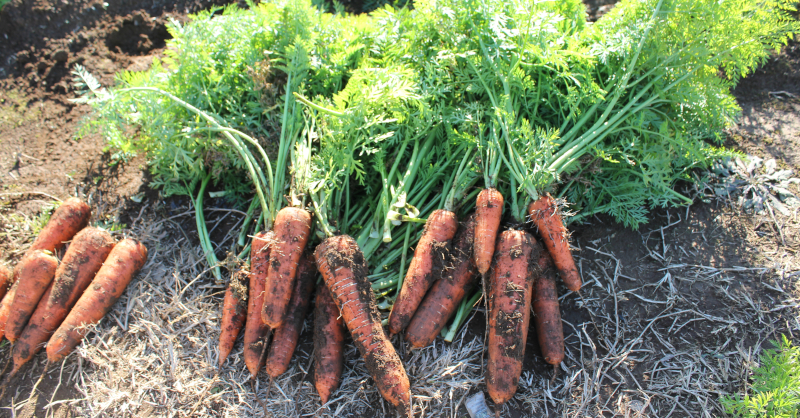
30;197;91;254
313;287;345;405
262;207;312;329
218;268;249;369
474;188;503;276
46;239;147;364
315;235;411;415
265;253;316;378
0;264;12;301
406;213;478;349
486;229;540;406
388;209;458;336
12;228;115;375
4;250;60;342
532;251;564;366
528;194;582;292
243;231;274;378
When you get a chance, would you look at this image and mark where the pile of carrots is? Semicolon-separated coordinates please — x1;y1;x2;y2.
0;198;148;387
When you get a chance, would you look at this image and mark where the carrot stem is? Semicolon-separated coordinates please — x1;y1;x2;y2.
195;172;222;282
444;290;482;342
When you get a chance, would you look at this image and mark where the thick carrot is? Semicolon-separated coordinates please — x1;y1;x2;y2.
46;239;147;364
262;207;312;329
265;253;316;378
315;235;411;415
29;197;91;254
243;231;274;378
313;287;345;405
0;264;12;301
4;250;60;342
532;251;565;366
0;281;20;339
406;213;478;349
388;209;458;336
486;229;540;406
218;268;249;369
474;188;504;276
528;194;581;292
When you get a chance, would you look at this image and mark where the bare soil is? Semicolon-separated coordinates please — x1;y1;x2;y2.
0;0;799;417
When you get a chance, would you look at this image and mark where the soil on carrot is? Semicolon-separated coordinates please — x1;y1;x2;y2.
0;0;799;416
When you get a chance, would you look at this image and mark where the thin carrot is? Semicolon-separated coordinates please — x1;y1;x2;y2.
243;231;274;378
474;188;503;276
11;229;115;377
388;208;458;336
528;194;582;292
46;239;148;364
313;287;345;405
218;268;249;369
265;253;316;378
315;235;411;415
0;264;12;301
486;229;540;406
532;251;565;366
4;250;60;342
261;207;312;329
406;213;478;349
29;197;91;254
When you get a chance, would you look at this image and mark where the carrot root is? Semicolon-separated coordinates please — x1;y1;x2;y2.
528;194;581;292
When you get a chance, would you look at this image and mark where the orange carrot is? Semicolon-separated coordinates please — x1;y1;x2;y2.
388;209;458;336
265;253;316;378
0;281;20;340
0;264;12;301
243;231;274;378
474;188;503;276
262;207;312;329
406;213;478;349
218;268;249;369
4;250;60;342
29;197;91;254
532;251;564;366
313;287;345;405
46;239;147;364
486;229;540;406
528;194;582;292
11;228;115;375
315;235;411;415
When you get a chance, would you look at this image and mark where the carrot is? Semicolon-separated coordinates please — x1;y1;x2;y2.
532;251;565;366
0;264;12;301
405;213;478;349
265;253;316;378
485;229;540;406
0;281;20;340
474;188;503;276
46;238;147;364
29;197;91;254
4;250;60;342
315;235;411;415
243;231;274;378
388;208;458;336
218;268;249;369
261;207;312;329
528;194;581;292
313;287;345;405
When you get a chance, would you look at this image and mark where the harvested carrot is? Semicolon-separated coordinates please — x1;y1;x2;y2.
406;213;478;349
0;264;12;301
388;209;458;336
528;194;581;292
218;268;249;369
4;250;60;342
0;281;20;339
243;231;274;378
46;239;147;364
262;207;312;329
486;229;540;406
474;188;503;276
313;287;345;405
315;235;411;415
532;251;565;366
29;197;91;254
265;253;316;378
